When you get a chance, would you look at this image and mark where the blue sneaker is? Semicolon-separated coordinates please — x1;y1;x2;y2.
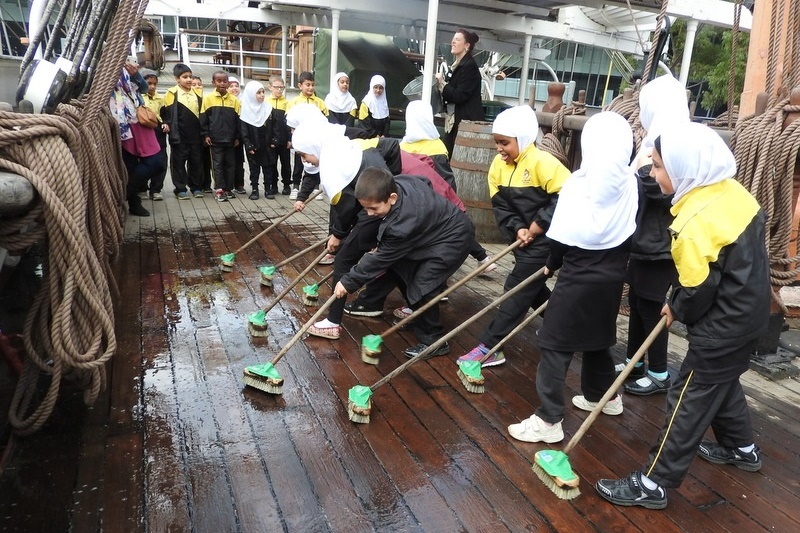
175;191;190;200
457;343;505;367
192;189;204;198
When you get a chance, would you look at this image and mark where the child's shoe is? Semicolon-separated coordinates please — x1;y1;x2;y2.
624;374;670;395
307;319;341;340
507;414;563;443
175;191;190;200
615;361;646;380
595;471;668;510
192;189;204;198
572;394;623;415
215;189;227;202
479;256;497;273
318;253;336;265
234;187;247;194
457;343;505;367
225;190;236;199
697;441;761;471
249;190;259;200
393;307;413;319
289;187;299;200
281;185;291;195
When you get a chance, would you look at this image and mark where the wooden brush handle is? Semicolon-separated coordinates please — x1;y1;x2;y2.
370;266;545;392
274;236;328;269
261;248;331;315
480;300;548;363
231;191;319;256
380;240;522;339
563;315;668;455
270;294;339;366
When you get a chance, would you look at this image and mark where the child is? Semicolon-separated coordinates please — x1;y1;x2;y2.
239;80;273;200
286;71;328;199
142;72;168;201
507;112;638;444
325;71;357;127
266;75;292;196
290;131;391;341
358;74;390;138
226;76;247;194
619;75;687;395
334;167;474;357
162;63;205;199
200;70;242;202
399;100;455;189
596;122;769;510
456;105;570;367
190;75;213;192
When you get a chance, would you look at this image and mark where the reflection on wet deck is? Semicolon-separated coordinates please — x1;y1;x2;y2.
1;190;799;532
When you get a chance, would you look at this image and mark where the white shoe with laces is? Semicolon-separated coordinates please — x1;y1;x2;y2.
572;394;624;416
289;187;299;200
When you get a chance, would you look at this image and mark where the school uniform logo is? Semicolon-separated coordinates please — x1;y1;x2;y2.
522;169;531;183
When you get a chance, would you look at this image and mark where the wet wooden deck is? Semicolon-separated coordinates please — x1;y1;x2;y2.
2;190;800;532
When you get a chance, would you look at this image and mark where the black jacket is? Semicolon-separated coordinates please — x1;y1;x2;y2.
162;87;203;145
630;164;673;260
668;181;769;383
441;53;485;124
340;175;474;304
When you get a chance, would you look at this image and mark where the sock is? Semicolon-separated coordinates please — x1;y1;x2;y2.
626;358;644;367
738;444;755;453
648;370;669;381
640;473;659;491
315;318;339;328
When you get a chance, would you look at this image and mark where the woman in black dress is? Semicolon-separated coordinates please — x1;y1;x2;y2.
436;28;485;158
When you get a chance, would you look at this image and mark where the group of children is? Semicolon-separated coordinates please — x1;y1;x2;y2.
139;64;400;205
279;73;770;513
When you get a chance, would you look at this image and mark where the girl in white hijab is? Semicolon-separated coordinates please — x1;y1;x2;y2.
325;71;357;127
239;81;274;199
358;74;390;137
508;111;638;445
399;100;455;189
621;75;688;395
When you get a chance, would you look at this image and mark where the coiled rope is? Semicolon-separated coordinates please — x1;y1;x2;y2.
0;0;148;435
730;0;800;297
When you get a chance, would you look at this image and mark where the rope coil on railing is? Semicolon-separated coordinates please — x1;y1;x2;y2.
539;100;586;168
0;0;149;435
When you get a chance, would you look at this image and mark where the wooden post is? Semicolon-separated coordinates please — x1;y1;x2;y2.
741;0;790;116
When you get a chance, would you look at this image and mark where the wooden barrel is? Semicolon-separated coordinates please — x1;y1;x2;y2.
450;120;504;243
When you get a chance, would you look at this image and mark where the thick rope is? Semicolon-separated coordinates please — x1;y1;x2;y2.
727;0;743;129
0;0;148;435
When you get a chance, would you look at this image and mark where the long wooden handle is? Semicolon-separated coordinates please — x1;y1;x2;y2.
270;294;339;366
231;189;320;255
261;248;330;315
563;315;668;455
274;236;328;269
480;300;548;363
380;240;522;339
370;266;545;392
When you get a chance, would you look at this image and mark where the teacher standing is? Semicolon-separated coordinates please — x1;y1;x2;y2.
436;28;485;158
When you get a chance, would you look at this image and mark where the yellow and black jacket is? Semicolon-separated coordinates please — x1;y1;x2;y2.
200;91;241;146
267;94;289;147
400;138;455;190
668;179;769;382
162;85;203;145
488;143;571;261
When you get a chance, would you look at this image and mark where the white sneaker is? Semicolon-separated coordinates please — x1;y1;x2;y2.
508;414;564;443
289;187;299;200
479;255;497;273
148;191;163;201
572;394;624;416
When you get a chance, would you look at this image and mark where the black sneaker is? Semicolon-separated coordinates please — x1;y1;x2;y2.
404;342;450;358
281;185;291;195
615;362;647;381
129;203;150;217
249;190;259;200
343;301;383;317
265;191;276;199
595;471;668;510
697;441;761;472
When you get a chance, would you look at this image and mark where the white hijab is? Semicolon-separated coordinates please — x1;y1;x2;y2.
402;100;440;143
325;72;357;113
362;74;389;119
492;105;538;154
319;137;363;198
291;121;347;160
548;112;638;250
639;75;690;151
239;80;272;127
658;122;737;204
286;103;327;129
